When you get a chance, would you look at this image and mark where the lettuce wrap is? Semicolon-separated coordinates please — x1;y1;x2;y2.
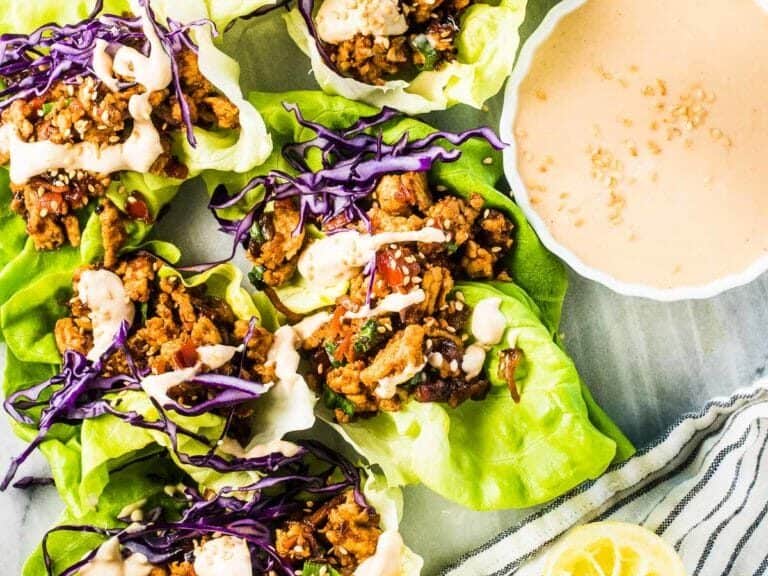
0;0;274;308
0;247;317;516
283;0;526;114
23;447;423;576
208;91;634;510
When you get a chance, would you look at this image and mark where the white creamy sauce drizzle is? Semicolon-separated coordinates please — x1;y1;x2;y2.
298;228;448;289
140;344;240;405
461;344;486;380
344;289;425;320
375;361;426;399
427;351;444;369
78;270;135;362
316;0;408;44
267;326;303;385
78;538;154;576
0;11;172;184
292;311;332;340
460;297;508;379
470;297;506;346
219;436;302;459
193;536;252;576
354;531;405;576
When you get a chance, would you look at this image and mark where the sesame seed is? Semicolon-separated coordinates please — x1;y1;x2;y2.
455;301;464;311
449;359;459;372
482;157;494;165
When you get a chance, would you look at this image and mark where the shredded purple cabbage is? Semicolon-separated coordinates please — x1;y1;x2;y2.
42;441;367;576
0;0;215;147
2;314;279;490
200;102;504;278
296;0;337;71
12;476;55;490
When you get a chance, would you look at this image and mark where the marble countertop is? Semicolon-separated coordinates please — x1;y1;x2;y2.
3;2;768;574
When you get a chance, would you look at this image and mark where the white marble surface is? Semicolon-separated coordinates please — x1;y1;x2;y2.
2;2;768;574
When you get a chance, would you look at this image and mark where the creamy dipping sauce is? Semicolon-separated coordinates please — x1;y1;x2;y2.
515;0;768;289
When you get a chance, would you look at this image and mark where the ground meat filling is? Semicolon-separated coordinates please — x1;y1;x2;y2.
246;171;515;421
324;0;474;85
53;254;271;444
1;48;240;252
275;489;383;575
145;489;382;576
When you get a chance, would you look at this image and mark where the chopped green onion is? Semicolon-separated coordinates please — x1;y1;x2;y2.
404;371;426;389
353;319;384;355
322;388;355;417
411;34;439;71
249;221;266;244
248;265;265;287
302;562;342;576
324;341;344;368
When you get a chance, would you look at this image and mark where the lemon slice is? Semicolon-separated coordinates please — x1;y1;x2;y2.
543;521;687;576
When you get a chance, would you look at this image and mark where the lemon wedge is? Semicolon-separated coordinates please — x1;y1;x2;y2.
543;521;687;576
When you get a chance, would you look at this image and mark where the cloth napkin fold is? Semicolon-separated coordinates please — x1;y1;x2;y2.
441;381;768;576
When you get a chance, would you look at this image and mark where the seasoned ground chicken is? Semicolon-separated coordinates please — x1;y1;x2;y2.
322;0;475;85
247;199;307;287
1;48;240;253
54;253;271;444
275;489;382;575
246;169;514;420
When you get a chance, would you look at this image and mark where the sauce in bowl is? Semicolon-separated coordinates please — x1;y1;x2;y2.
513;0;768;291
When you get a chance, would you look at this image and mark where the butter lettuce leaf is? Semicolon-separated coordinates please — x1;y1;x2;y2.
214;91;630;509
221;90;568;331
0;0;272;308
1;257;315;514
284;0;526;114
21;458;184;576
330;282;629;510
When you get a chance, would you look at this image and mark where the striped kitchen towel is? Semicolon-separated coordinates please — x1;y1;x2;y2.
442;380;768;576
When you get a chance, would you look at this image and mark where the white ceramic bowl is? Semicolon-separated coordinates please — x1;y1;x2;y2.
500;0;768;301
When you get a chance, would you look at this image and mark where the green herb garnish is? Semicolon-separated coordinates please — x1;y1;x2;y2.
248;265;265;288
322;388;355;417
411;34;439;71
324;341;344;368
249;221;266;244
353;319;384;355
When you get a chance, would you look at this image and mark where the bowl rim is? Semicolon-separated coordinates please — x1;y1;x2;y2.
500;0;768;302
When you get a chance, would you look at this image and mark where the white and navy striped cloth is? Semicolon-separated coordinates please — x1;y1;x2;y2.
442;381;768;576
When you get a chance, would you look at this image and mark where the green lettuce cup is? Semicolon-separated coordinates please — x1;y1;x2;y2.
23;447;423;576
0;247;318;515
283;0;527;114
208;90;634;510
0;0;274;308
